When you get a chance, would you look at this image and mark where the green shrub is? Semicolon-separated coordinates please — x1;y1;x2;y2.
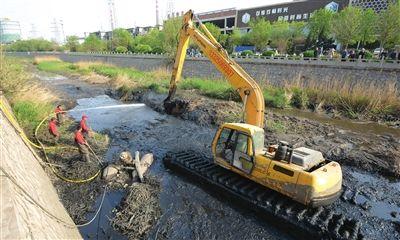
263;87;287;108
37;61;73;73
364;50;373;59
303;50;315;58
180;78;239;100
290;88;309;109
115;46;128;53
135;44;152;53
152;46;164;54
67;64;79;70
147;83;168;93
90;65;120;78
118;85;131;96
262;50;275;57
241;50;254;57
12;101;53;132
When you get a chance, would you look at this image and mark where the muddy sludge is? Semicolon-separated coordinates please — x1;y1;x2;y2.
111;177;161;240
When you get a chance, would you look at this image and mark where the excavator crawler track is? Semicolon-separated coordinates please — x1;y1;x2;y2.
164;151;363;240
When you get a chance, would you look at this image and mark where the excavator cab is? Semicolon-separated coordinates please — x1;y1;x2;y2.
212;123;264;175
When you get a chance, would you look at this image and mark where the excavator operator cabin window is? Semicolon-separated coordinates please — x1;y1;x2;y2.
216;128;233;158
236;133;248;154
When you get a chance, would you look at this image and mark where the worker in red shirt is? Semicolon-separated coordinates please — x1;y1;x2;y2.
80;114;90;136
48;117;60;143
54;105;65;124
75;126;90;162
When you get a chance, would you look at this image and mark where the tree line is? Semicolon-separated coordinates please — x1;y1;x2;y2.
5;1;400;56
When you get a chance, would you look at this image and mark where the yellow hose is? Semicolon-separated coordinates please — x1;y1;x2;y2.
0;103;73;150
1;102;102;184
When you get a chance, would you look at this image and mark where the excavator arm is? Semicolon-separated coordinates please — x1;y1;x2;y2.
164;10;265;128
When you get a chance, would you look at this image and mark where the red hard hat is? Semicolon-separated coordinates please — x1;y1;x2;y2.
82;114;88;119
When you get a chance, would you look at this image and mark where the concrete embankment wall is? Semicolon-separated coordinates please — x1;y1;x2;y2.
0;96;81;239
9;52;400;89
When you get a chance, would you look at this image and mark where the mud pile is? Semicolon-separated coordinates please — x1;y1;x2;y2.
111;177;161;240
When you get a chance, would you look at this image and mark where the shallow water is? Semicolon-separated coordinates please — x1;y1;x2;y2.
69;95;163;131
79;190;126;239
350;170;400;222
272;108;400;138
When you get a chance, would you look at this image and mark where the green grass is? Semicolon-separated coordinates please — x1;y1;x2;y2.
263;87;287;108
37;61;89;75
90;64;147;79
266;119;286;133
180;78;239;101
12;101;53;133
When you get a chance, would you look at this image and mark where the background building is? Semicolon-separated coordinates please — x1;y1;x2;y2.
0;18;21;43
194;8;237;34
194;0;395;34
350;0;396;12
236;0;349;32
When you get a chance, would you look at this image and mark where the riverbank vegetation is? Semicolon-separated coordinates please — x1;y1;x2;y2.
0;56;56;132
34;58;400;122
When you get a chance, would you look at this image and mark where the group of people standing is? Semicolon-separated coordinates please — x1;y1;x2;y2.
47;105;92;162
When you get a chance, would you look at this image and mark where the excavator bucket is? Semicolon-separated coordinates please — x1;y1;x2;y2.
163;98;189;116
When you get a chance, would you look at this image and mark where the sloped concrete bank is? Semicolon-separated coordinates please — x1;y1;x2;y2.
0;96;82;239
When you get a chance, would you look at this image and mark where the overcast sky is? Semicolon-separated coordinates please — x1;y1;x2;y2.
0;0;291;40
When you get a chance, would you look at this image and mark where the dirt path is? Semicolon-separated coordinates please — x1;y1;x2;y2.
37;70;399;239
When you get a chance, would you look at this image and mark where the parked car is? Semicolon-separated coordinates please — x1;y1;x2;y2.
373;48;382;57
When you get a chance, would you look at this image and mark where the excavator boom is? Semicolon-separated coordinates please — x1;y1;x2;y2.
164;10;265;128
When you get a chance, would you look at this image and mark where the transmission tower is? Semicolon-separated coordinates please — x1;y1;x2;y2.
155;0;160;26
29;24;39;39
50;18;61;43
166;0;175;18
59;19;65;43
108;0;117;31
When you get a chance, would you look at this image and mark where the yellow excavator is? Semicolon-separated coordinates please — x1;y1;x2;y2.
164;10;342;207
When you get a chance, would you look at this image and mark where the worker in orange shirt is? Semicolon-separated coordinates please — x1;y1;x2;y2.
54;105;65;124
74;126;90;162
48;117;60;144
80;114;91;136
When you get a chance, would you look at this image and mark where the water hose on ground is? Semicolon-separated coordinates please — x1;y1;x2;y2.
1;101;109;228
1;101;102;183
0;103;72;150
33;110;103;183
